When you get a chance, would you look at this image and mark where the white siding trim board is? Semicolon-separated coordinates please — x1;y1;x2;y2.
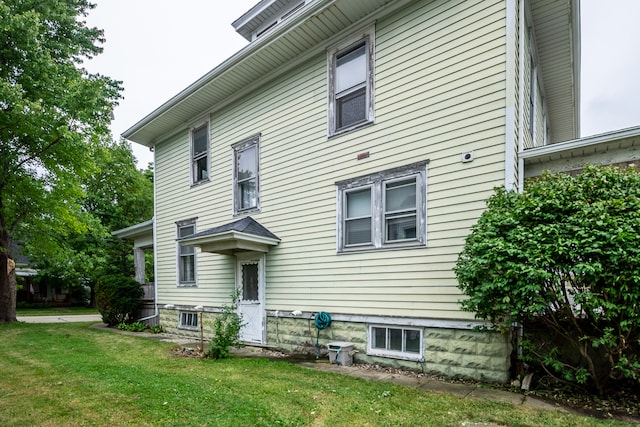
266;310;485;330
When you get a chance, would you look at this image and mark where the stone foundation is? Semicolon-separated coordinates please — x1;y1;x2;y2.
159;308;511;383
266;315;511;383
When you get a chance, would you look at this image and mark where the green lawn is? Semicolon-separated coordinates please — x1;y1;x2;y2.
15;306;99;316
0;322;633;427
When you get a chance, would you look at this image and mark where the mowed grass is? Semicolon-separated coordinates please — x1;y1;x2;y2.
0;323;633;427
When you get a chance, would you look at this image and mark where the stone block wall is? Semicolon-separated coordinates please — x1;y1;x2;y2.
158;309;511;383
266;315;511;383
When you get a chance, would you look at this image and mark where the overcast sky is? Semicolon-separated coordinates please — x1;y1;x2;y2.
84;0;640;168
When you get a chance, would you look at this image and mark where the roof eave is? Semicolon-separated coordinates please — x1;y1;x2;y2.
179;230;280;255
121;0;331;146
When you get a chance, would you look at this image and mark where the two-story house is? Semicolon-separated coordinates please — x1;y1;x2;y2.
121;0;584;382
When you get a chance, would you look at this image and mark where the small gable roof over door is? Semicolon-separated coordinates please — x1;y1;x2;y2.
177;217;280;255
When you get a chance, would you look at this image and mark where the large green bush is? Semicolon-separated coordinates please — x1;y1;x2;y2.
95;275;143;326
455;165;640;395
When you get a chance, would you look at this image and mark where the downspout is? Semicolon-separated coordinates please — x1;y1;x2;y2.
504;0;518;191
517;0;526;192
516;0;526;367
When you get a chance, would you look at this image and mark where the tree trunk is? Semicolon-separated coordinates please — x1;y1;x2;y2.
0;239;17;322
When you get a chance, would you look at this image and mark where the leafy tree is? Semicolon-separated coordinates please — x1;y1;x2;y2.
454;165;640;395
0;0;122;321
25;140;153;306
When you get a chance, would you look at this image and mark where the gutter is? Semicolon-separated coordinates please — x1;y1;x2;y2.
519;125;640;159
121;0;329;143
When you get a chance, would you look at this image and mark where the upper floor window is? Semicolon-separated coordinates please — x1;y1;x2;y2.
328;30;374;136
336;161;427;253
177;219;196;286
191;123;209;184
233;136;260;214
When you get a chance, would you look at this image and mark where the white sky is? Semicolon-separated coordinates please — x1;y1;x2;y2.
84;0;640;168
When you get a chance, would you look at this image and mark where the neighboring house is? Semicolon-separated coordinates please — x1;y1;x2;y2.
120;0;635;382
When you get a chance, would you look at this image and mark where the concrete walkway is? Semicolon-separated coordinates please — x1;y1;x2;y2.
231;346;566;414
17;314;103;323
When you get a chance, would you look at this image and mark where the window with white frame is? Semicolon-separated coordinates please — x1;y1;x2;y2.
179;311;198;329
328;30;374;136
233;136;260;214
177;219;196;286
191;123;209;184
368;325;423;361
336;161;427;252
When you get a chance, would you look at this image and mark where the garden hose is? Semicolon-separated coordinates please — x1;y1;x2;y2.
314;311;332;359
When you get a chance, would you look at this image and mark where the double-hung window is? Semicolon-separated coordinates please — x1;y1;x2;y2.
191;123;209;184
329;29;374;136
233;136;260;214
337;161;427;252
177;219;196;286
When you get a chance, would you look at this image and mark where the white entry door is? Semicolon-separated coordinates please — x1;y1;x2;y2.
236;254;265;344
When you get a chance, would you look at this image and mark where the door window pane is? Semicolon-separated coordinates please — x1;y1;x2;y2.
242;263;259;301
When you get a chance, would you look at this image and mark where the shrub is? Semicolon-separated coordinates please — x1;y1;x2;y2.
205;290;244;359
95;275;143;326
455;165;640;395
117;321;147;332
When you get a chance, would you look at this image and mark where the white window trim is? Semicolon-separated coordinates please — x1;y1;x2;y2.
232;135;261;215
178;311;199;330
367;325;424;362
336;161;428;253
327;25;375;137
176;218;197;287
190;121;210;185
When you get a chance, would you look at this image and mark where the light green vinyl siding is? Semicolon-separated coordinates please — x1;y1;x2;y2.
153;0;507;320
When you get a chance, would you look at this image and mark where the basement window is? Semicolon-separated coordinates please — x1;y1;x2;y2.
367;325;423;361
179;312;198;330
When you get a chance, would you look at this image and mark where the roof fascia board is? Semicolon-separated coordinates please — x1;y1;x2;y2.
112;218;154;238
123;0;415;146
122;0;331;142
520;125;640;159
179;230;280;247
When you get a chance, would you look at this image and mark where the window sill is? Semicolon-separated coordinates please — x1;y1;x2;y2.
328;119;374;139
234;207;261;217
367;349;424;362
177;283;197;288
338;241;426;254
178;326;198;331
190;178;210;188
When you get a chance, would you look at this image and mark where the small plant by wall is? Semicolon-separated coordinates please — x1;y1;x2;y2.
205;289;245;359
